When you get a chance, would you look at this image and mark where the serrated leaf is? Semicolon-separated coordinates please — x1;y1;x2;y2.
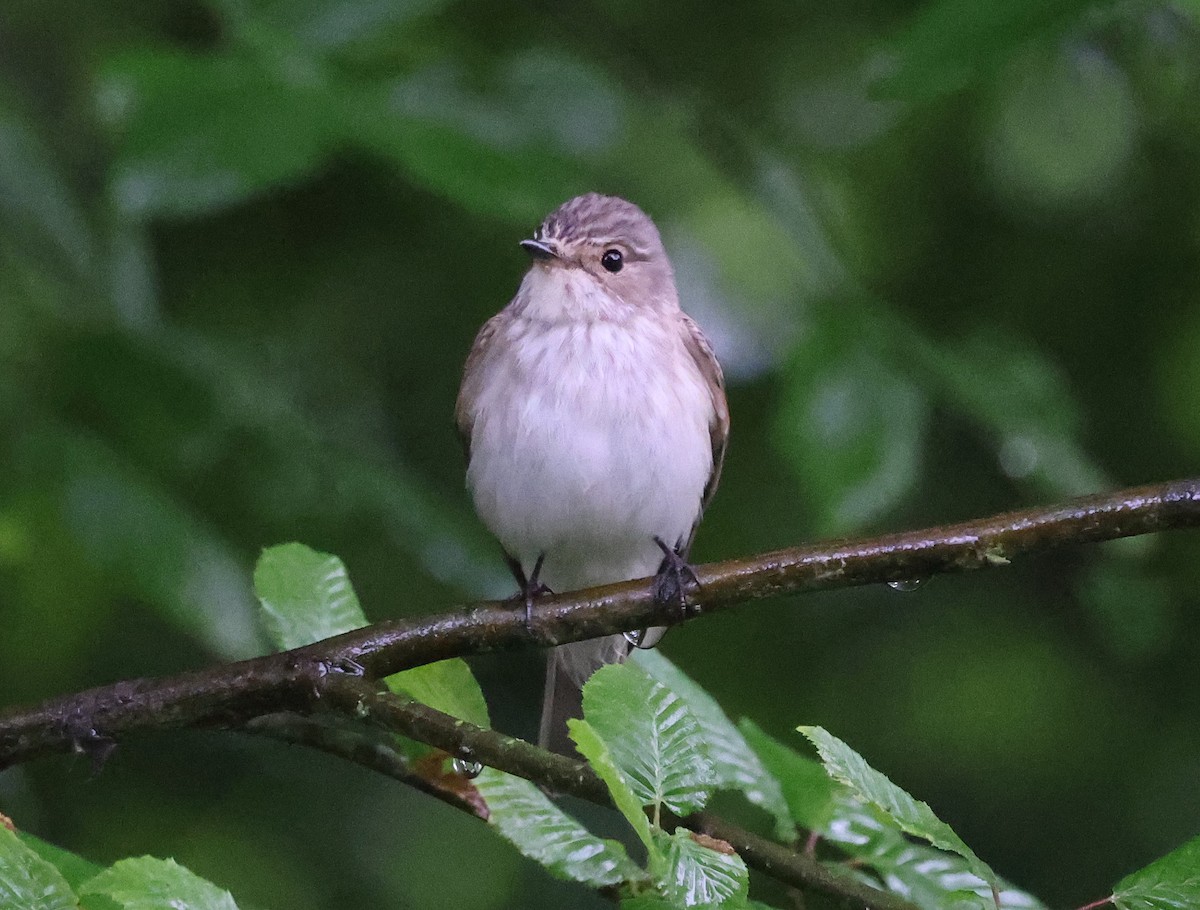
621;897;677;910
0;828;77;910
878;841;1046;910
79;857;239;910
799;726;996;888
1112;835;1200;910
623;899;775;910
738;731;1043;910
569;719;656;857
473;768;640;887
737;719;841;833
385;659;490;728
583;664;714;818
634;652;794;841
656;828;748;909
254;543;367;650
16;832;103;891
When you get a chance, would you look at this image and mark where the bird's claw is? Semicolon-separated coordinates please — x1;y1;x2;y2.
651;536;700;618
507;552;552;634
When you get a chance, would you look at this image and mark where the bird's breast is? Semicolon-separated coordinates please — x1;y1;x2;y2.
466;315;714;589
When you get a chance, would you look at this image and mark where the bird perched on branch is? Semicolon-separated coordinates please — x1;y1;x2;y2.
456;193;729;752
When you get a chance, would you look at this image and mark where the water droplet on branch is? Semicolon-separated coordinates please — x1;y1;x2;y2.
886;577;928;592
452;757;483;779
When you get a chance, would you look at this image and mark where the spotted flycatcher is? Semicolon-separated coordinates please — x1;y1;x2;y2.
456;193;729;750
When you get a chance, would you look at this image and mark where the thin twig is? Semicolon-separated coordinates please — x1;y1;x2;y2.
244;713;486;818
317;677;920;910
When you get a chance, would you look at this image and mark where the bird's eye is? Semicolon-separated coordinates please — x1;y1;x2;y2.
601;249;623;273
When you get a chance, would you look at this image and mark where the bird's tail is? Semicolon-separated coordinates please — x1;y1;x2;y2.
537;629;665;754
538;635;629;754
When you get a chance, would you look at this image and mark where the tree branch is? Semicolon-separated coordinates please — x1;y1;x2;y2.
2;480;1197;906
316;676;920;910
4;478;1197;768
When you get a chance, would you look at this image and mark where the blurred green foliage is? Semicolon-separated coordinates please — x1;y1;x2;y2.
2;0;1200;907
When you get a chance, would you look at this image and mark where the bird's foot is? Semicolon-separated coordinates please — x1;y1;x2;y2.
651;536;700;619
505;553;552;632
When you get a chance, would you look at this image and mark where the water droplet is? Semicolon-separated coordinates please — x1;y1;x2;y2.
623;629;646;647
887;577;927;592
452;758;483;779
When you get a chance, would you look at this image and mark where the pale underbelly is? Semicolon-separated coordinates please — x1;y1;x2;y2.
468;378;712;591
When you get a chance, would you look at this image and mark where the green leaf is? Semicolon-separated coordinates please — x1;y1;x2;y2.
823;800;1046;910
775;327;928;534
254;543;367;650
16;832;103;891
737;719;841;833
351;91;586;224
1112;834;1200;910
621;897;677;910
583;663;714;818
656;828;748;910
633;651;795;840
15;423;261;659
473;768;641;887
0;96;94;280
878;0;1097;102
799;726;996;888
568;718;657;858
878;842;1046;910
834;304;1107;503
0;828;77;910
79;857;239;910
386;659;490;728
737;729;1045;910
919;328;1108;498
214;0;453;53
98;49;336;218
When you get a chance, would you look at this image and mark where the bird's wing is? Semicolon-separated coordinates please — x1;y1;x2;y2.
678;312;730;555
454;312;507;462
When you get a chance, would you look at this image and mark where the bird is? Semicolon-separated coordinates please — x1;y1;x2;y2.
455;192;729;751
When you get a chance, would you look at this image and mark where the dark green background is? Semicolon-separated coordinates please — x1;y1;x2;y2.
2;1;1200;907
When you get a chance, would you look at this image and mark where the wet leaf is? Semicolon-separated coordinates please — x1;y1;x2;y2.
569;719;656;856
737;719;842;833
799;726;996;889
655;827;748;909
254;542;367;649
0;828;77;910
583;663;715;818
473;768;640;887
386;659;490;728
15;833;103;892
1112;834;1200;910
634;651;795;840
80;856;239;910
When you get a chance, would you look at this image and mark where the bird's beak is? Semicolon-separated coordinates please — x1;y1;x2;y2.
520;238;559;260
